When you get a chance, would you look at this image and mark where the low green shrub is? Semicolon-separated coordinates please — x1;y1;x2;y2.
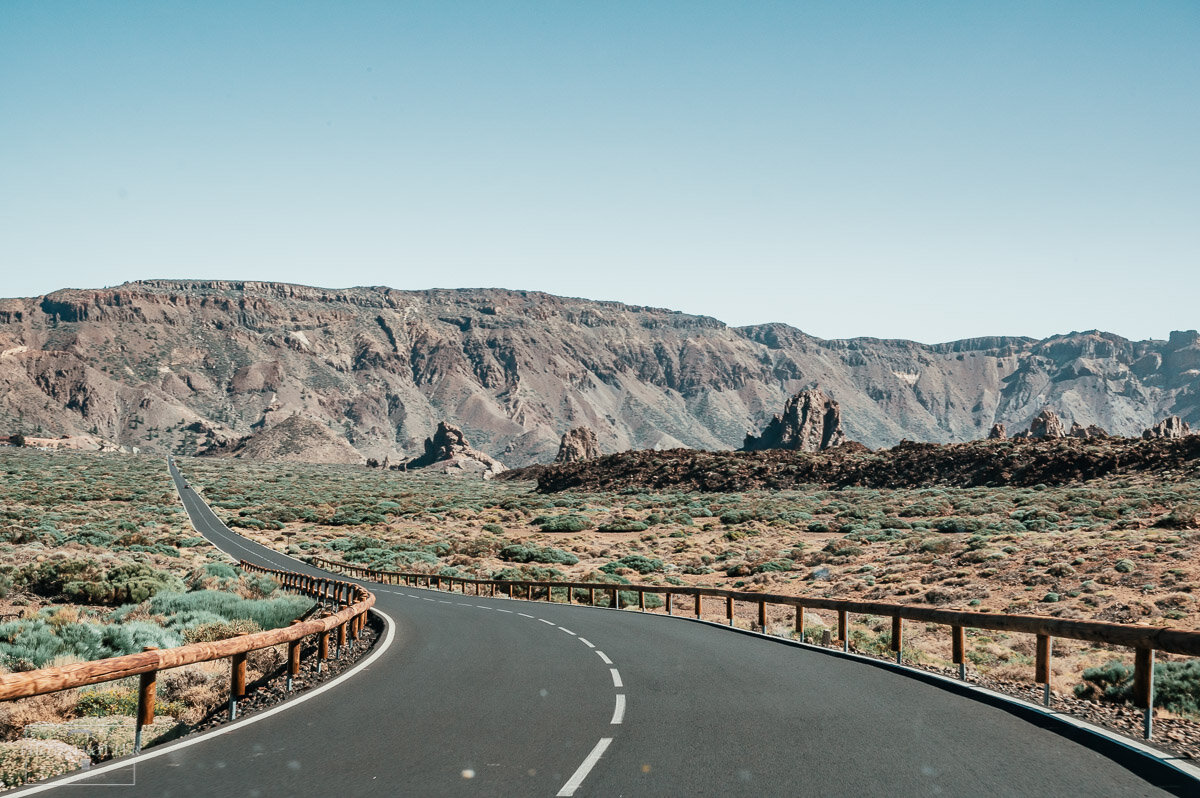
596;519;649;533
600;555;664;575
534;515;592;533
498;544;579;566
1075;659;1200;717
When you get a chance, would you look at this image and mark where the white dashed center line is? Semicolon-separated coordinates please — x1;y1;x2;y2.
556;737;613;797
539;618;556;625
518;612;534;619
611;694;626;725
610;668;623;688
558;627;576;635
596;651;613;665
578;638;595;648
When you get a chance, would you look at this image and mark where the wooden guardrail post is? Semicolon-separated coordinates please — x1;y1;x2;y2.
891;617;903;664
337;621;347;657
838;610;848;652
726;596;734;626
952;625;966;680
695;593;702;619
638;590;645;611
666;593;673;615
134;646;158;753
318;630;330;673
757;599;766;631
230;652;247;720
610;588;618;609
588;587;595;605
1035;634;1052;706
795;604;804;640
525;584;532;600
1135;648;1155;739
287;621;302;691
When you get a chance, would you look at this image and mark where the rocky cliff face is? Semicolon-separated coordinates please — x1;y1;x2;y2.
740;389;846;452
0;280;1198;465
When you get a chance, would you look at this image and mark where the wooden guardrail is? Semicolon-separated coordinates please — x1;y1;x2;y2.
312;555;1200;741
0;561;374;752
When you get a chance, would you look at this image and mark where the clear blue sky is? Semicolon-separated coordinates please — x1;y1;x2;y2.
2;1;1197;344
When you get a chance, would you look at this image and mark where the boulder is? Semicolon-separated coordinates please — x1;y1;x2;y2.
987;423;1007;440
741;389;846;452
555;426;600;464
1142;416;1191;439
404;421;506;477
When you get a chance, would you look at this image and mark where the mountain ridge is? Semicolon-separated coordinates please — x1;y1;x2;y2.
0;279;1196;465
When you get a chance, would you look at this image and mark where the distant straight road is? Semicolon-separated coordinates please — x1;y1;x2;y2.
17;459;1196;796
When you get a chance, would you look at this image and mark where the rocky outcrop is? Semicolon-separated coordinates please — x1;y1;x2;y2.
555;427;600;464
209;414;363;464
988;423;1007;440
1143;416;1191;439
741;389;846;452
535;435;1200;494
1022;408;1068;439
404;422;506;477
1070;422;1108;439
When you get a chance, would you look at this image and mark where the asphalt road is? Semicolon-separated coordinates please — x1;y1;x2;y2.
17;459;1196;797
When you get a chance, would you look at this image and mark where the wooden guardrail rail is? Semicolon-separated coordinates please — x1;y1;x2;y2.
0;561;374;752
312;555;1200;741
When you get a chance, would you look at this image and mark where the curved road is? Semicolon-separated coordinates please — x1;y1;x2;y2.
16;459;1196;796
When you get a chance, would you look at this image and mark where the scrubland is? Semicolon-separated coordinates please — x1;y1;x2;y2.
0;449;309;787
4;447;1200;778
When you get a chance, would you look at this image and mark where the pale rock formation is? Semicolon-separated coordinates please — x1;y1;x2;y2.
1142;416;1191;439
1069;422;1108;439
988;423;1007;440
555;426;600;464
404;421;506;478
741;389;846;452
1024;408;1067;439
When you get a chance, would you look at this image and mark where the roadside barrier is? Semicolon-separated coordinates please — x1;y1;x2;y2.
312;555;1200;741
0;562;374;752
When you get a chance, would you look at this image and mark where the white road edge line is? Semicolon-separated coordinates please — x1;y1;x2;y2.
556;737;613;797
611;694;626;725
578;637;595;648
10;609;398;796
610;668;623;688
596;651;613;665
